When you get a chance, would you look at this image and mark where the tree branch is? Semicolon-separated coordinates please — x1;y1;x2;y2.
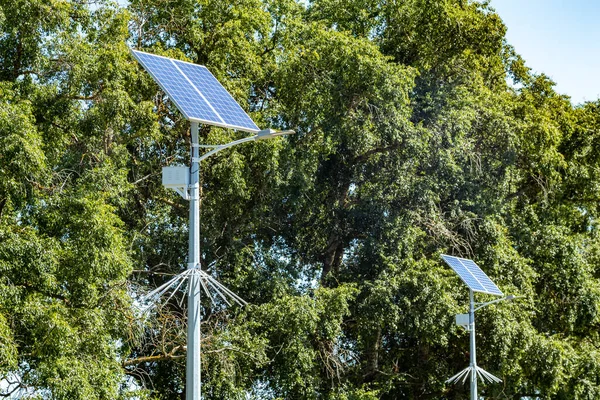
123;345;186;367
353;141;403;164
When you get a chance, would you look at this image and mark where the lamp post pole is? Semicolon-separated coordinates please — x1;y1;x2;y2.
469;290;477;400
186;122;202;400
442;255;515;398
181;123;294;399
467;294;518;400
447;294;517;397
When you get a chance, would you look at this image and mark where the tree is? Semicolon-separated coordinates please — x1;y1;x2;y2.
0;1;146;398
1;0;599;399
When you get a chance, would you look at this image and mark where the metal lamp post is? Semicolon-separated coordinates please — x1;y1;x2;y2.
441;254;516;400
185;124;294;399
130;49;296;399
449;293;518;400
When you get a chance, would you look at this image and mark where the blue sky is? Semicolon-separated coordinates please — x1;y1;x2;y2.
490;0;600;105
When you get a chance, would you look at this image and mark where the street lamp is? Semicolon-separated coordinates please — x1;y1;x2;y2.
183;123;294;400
131;49;295;399
441;255;518;400
450;293;518;393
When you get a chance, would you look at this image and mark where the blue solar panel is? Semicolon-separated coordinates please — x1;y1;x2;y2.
460;259;503;296
173;61;259;132
131;50;259;133
441;255;503;296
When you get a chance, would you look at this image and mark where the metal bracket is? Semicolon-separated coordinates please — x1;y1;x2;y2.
171;187;190;200
187;183;200;201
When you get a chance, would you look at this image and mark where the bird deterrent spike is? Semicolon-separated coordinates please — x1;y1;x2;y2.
137;266;247;315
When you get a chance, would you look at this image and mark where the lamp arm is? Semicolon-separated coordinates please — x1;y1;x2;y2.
474;295;516;312
195;128;295;162
196;135;257;162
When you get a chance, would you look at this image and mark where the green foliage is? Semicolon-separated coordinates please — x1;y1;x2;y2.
0;0;599;399
0;83;45;208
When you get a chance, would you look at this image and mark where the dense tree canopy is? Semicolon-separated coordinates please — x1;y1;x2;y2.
0;0;599;398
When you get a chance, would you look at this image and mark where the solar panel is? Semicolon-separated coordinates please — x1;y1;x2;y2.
441;255;503;296
131;50;260;133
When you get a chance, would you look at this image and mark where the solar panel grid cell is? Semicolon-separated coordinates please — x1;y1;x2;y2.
131;50;259;133
441;255;503;296
460;259;503;296
133;51;221;122
442;256;487;293
174;61;258;132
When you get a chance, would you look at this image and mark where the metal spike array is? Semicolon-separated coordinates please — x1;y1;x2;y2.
446;366;502;385
137;263;247;315
195;267;247;307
